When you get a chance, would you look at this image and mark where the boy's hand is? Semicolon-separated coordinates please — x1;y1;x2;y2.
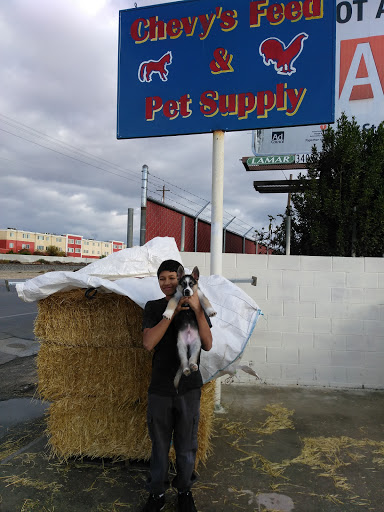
175;293;201;314
175;296;190;315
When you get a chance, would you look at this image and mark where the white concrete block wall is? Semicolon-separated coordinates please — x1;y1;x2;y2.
182;252;384;389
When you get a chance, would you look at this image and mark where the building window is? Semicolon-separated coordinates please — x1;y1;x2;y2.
37;235;44;240
22;244;30;249
68;248;74;253
56;237;62;242
68;239;74;244
75;248;81;253
46;236;49;241
9;243;14;248
37;245;44;250
84;250;88;254
75;240;81;245
22;233;30;239
9;232;14;237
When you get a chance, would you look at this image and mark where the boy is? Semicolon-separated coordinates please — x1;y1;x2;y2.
140;259;213;512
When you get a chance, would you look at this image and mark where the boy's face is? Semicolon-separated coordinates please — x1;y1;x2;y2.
158;270;178;299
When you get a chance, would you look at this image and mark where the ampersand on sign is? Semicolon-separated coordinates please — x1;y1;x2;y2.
209;48;234;74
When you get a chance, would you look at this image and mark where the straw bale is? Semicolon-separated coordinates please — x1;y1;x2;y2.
37;344;152;403
197;380;216;465
47;381;216;464
47;397;151;461
34;289;143;347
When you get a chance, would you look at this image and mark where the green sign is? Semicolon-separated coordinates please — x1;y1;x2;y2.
247;155;295;166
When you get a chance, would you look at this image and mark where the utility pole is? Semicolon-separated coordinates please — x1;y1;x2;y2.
127;208;134;248
157;184;170;203
140;165;148;246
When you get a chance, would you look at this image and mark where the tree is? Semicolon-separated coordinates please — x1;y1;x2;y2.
46;245;66;257
269;114;384;256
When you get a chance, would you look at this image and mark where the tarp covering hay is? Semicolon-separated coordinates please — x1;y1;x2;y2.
35;288;216;465
19;237;262;383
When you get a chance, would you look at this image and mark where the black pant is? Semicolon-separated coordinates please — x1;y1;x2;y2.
146;388;201;494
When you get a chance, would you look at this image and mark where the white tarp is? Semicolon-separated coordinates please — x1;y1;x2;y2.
253;0;384;156
16;237;261;383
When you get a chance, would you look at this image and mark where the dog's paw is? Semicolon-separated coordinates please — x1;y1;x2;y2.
183;367;191;377
206;308;217;317
189;363;198;372
162;309;173;320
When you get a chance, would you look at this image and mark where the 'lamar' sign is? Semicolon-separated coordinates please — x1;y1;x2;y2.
117;0;335;139
247;155;295;165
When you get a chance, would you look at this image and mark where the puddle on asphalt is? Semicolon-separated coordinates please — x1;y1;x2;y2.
0;398;49;437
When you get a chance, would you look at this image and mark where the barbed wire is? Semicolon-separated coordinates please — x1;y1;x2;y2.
148;176;256;240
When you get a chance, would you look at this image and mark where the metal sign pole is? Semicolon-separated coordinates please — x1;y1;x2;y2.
210;130;225;276
210;130;225;411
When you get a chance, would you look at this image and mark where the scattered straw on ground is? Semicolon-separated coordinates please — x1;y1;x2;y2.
0;472;63;492
289;436;384;492
220;403;294;444
254;404;295;435
20;499;56;512
0;438;26;462
218;403;383;504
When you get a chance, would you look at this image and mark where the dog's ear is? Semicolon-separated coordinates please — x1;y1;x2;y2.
177;265;185;280
192;266;199;281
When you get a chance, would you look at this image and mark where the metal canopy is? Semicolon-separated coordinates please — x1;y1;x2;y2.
253;180;304;194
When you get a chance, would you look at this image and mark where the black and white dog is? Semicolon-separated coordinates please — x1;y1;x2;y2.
162;266;216;388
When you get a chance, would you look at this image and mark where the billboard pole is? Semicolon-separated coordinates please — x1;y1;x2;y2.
210;130;225;276
210;130;225;412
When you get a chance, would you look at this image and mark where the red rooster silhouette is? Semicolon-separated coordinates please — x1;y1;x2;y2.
259;33;308;76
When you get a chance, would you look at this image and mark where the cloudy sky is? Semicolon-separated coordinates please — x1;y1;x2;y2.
0;0;291;245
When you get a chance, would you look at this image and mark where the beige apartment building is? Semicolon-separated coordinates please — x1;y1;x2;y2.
0;228;126;259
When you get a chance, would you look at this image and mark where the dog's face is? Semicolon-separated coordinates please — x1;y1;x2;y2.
177;266;199;297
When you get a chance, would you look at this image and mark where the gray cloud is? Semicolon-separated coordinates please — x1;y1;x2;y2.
0;0;289;246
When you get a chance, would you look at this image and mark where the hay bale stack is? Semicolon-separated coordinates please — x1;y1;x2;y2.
35;288;215;464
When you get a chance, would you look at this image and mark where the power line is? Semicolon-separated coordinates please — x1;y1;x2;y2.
0;114;256;239
0;113;142;181
0;126;142;185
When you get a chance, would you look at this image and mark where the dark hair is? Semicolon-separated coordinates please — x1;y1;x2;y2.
157;259;182;278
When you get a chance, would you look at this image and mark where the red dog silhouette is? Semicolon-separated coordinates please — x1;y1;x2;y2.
259;33;308;76
138;51;172;83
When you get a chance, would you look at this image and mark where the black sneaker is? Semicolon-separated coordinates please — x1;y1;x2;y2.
140;493;165;512
178;491;197;512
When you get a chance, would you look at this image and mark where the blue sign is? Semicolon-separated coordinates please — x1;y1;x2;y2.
117;0;335;139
